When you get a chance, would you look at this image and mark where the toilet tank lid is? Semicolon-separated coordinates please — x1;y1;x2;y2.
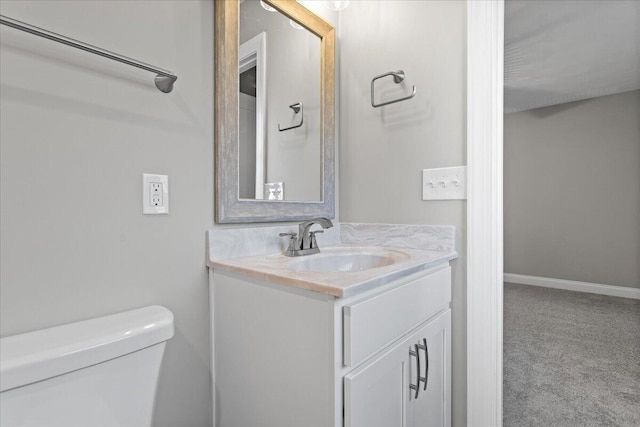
0;305;174;392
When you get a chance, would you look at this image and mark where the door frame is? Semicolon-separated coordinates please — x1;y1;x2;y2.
239;32;267;200
466;1;504;426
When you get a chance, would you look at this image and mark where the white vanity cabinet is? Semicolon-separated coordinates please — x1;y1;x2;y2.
210;263;452;427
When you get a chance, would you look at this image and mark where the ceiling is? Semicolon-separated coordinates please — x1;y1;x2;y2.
504;0;640;113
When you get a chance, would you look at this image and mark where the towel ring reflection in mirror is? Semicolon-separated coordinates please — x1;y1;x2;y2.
278;102;304;131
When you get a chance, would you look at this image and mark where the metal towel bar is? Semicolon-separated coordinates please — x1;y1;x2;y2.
0;15;178;93
371;70;416;108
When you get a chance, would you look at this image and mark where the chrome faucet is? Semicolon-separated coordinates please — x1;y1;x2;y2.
279;217;334;257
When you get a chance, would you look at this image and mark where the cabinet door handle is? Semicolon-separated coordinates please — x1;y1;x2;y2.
409;343;421;399
418;338;429;390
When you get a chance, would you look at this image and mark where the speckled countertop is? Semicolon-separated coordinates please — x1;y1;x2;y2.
211;244;457;298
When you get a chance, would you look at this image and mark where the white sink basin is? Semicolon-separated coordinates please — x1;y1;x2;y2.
286;249;409;272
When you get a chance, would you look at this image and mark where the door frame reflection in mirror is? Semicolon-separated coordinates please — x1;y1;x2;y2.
239;32;267;200
215;0;335;223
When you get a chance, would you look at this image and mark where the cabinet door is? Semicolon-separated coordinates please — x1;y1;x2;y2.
344;310;451;427
408;310;451;427
344;335;411;427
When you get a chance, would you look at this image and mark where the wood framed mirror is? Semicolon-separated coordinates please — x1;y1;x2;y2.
215;0;335;223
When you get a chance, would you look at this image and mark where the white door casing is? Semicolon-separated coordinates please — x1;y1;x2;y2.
466;1;504;426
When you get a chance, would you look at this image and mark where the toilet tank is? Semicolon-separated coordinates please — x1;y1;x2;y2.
0;306;174;427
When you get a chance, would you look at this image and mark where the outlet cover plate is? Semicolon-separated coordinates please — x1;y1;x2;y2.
143;173;169;214
422;166;467;200
264;182;284;200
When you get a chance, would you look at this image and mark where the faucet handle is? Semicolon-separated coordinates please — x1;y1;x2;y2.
279;232;299;255
309;230;323;249
279;232;297;239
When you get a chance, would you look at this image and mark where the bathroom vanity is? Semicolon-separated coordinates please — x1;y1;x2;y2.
209;224;456;427
212;0;457;423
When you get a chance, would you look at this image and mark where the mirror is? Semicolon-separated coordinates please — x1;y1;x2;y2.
239;1;321;202
215;0;335;223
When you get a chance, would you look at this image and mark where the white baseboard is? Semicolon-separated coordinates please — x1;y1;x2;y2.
504;273;640;300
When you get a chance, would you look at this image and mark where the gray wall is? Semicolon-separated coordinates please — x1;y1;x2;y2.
0;1;214;426
1;1;468;426
504;90;640;288
338;1;467;426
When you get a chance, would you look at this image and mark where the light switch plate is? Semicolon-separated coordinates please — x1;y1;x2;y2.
143;173;169;214
422;166;467;200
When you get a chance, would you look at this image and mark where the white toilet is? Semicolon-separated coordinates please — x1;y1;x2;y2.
0;305;174;427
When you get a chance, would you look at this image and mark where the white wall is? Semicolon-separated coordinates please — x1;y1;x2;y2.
504;90;640;288
338;1;467;425
0;1;214;425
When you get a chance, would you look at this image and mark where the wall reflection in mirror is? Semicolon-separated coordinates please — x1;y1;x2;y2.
239;0;322;202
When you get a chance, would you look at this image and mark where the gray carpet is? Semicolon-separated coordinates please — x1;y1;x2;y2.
504;283;640;427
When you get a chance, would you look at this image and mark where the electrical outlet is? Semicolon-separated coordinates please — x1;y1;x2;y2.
143;174;169;214
422;166;467;200
150;182;163;206
264;182;284;200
